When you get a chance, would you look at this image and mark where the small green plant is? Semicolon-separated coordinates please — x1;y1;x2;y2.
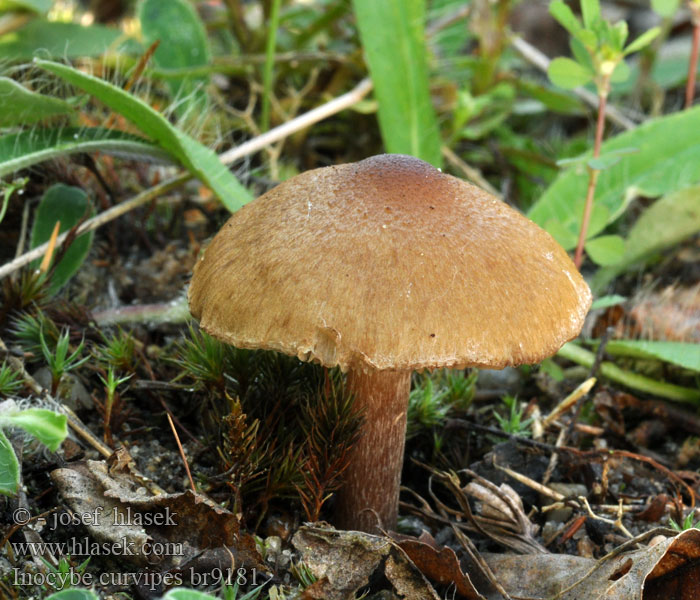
440;369;478;411
290;560;317;590
0;361;23;396
11;310;59;359
408;376;450;437
547;0;660;268
0;405;68;496
669;511;700;531
96;367;132;445
39;555;91;593
492;395;533;438
176;324;230;390
222;581;267;600
1;271;50;323
407;369;477;438
94;327;137;372
40;327;89;395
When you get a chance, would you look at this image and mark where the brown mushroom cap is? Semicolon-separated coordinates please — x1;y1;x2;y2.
189;154;591;372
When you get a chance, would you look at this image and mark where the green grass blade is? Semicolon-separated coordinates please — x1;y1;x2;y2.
35;59;253;212
0;128;172;178
602;340;700;372
352;0;442;166
558;342;700;403
261;0;282;132
0;77;72;126
592;185;700;289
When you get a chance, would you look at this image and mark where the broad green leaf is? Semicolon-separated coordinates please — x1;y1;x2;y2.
0;429;19;496
580;0;601;29
593;186;700;290
590;294;626;310
0;409;67;451
36;60;252;212
570;37;596;73
544;218;578;248
548;57;593;89
602;341;700;372
584;234;625;266
352;0;442;166
622;186;700;266
0;20;130;60
549;1;583;37
610;59;630;83
0;77;72;126
30;184;94;294
46;590;100;600
139;0;211;119
529;106;700;247
0;127;172;178
651;0;681;16
624;27;661;55
558;147;637;170
613;40;700;95
610;20;629;52
574;199;610;236
587;148;638;170
0;0;51;13
575;28;598;50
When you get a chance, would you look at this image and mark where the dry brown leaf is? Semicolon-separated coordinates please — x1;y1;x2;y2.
475;529;700;599
292;524;440;600
395;531;485;599
51;459;266;575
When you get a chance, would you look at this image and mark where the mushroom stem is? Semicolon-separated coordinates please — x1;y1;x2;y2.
335;368;412;532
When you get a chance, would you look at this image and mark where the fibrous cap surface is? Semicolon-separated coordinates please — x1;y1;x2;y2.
189;154;592;371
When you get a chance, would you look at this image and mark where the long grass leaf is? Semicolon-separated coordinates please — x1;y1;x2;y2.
352;0;442;166
0;128;171;178
35;59;252;212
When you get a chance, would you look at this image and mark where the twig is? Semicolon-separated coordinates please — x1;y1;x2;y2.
573;72;609;268
218;77;373;165
92;297;189;326
38;221;61;274
14;200;30;261
167;412;196;494
542;377;597;428
441;145;501;196
510;35;636;130
0;174;190;281
580;496;633;538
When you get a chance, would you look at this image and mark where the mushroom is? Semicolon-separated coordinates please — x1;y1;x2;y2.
188;154;592;532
